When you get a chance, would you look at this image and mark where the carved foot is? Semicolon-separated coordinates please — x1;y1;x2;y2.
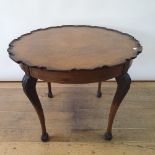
48;92;53;98
47;82;53;98
104;132;112;140
22;75;49;142
105;73;131;140
97;91;102;98
41;132;49;142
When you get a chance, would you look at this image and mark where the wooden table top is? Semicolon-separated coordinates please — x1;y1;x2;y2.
8;25;142;71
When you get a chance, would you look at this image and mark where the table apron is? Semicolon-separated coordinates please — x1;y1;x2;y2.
20;61;131;84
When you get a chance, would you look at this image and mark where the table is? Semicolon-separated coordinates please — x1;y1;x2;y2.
8;25;142;142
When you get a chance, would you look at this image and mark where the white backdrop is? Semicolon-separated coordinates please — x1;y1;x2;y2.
0;0;154;81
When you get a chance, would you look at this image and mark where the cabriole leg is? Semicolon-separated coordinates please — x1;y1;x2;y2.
104;73;131;140
47;82;53;98
97;81;102;98
22;75;49;142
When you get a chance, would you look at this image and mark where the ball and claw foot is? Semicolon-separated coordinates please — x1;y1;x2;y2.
41;132;49;142
97;92;102;98
104;132;113;140
48;92;53;98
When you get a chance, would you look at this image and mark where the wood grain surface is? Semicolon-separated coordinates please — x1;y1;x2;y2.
8;26;142;71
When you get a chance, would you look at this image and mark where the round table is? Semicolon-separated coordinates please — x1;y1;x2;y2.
8;25;142;142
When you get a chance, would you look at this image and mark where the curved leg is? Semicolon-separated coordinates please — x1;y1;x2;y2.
47;82;53;98
104;73;131;140
97;81;102;98
22;75;49;142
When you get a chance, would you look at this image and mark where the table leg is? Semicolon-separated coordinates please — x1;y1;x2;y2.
104;73;131;140
47;82;53;98
97;81;102;98
48;82;102;98
22;75;49;142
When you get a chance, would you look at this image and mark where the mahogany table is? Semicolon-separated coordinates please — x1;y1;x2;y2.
8;25;142;142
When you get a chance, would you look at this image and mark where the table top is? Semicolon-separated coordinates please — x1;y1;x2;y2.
8;25;142;71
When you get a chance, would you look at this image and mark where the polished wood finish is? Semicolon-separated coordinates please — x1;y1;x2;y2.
104;73;131;140
7;25;142;141
20;62;128;84
8;25;142;71
20;61;131;141
22;75;49;142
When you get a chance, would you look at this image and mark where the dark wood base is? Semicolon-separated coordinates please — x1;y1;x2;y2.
47;82;102;98
22;75;49;142
20;60;132;142
22;72;131;142
47;82;53;98
104;73;131;140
